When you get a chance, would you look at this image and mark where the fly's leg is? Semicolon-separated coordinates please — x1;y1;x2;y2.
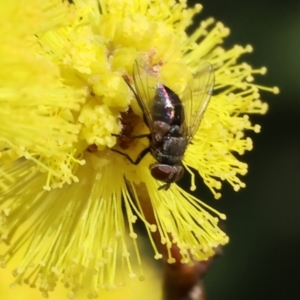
111;146;150;165
111;133;150;139
158;183;171;191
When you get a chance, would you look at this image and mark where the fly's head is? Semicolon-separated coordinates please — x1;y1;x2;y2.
150;163;184;190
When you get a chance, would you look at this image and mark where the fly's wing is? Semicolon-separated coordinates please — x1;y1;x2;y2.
130;58;158;130
181;62;214;143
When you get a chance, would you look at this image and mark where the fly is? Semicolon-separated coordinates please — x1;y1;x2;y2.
112;59;214;190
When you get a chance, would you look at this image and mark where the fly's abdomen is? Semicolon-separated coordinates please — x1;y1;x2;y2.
151;84;184;126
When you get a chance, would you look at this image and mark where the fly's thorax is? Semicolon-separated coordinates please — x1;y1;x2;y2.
150;147;184;165
161;135;187;157
150;123;187;164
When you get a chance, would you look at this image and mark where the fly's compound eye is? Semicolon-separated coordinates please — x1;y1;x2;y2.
150;164;184;184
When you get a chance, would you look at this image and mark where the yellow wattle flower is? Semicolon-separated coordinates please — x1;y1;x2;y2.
0;243;161;300
0;0;278;297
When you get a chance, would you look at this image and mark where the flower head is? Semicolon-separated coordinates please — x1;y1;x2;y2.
0;0;278;297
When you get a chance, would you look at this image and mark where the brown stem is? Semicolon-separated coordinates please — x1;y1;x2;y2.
135;184;221;300
162;257;213;300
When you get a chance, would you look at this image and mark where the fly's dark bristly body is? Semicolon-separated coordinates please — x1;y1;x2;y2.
112;59;214;190
147;83;186;188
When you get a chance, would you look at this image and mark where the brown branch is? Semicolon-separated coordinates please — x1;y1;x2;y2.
135;184;222;300
162;252;216;300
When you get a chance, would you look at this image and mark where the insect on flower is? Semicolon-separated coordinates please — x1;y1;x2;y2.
113;59;214;190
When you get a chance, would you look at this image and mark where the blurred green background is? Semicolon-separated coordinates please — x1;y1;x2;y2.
187;0;300;299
